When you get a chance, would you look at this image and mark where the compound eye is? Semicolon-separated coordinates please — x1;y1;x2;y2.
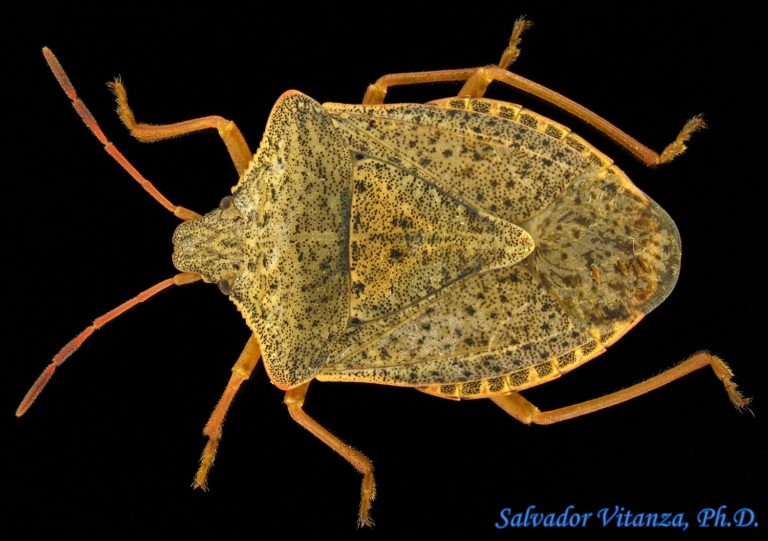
219;196;234;210
217;279;232;295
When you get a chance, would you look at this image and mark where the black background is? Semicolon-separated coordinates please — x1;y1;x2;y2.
3;4;765;539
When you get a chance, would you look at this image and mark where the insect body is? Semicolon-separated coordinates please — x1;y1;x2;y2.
18;20;749;527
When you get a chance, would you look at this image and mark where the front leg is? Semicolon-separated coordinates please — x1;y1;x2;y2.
110;79;253;176
193;334;262;490
284;382;377;527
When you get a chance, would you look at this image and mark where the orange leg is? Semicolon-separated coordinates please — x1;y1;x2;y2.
284;382;376;528
457;66;704;166
110;79;253;176
16;272;202;417
498;16;534;69
492;352;751;425
362;22;702;167
362;17;531;104
193;334;261;490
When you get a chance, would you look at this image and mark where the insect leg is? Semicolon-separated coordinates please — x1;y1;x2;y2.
491;351;751;425
363;36;701;166
109;79;253;176
284;383;376;528
363;68;478;104
457;66;705;166
193;335;261;491
363;17;532;105
498;17;534;70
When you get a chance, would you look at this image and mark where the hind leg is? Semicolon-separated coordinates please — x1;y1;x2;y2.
492;352;750;425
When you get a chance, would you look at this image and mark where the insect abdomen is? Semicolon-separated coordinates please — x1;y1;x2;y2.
317;97;680;392
418;317;636;400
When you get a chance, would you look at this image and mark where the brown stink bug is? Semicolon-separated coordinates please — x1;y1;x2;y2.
17;18;749;527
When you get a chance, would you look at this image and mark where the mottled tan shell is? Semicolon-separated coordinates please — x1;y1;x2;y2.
172;92;680;394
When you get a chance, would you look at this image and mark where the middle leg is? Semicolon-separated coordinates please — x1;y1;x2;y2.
284;382;376;527
363;17;532;105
